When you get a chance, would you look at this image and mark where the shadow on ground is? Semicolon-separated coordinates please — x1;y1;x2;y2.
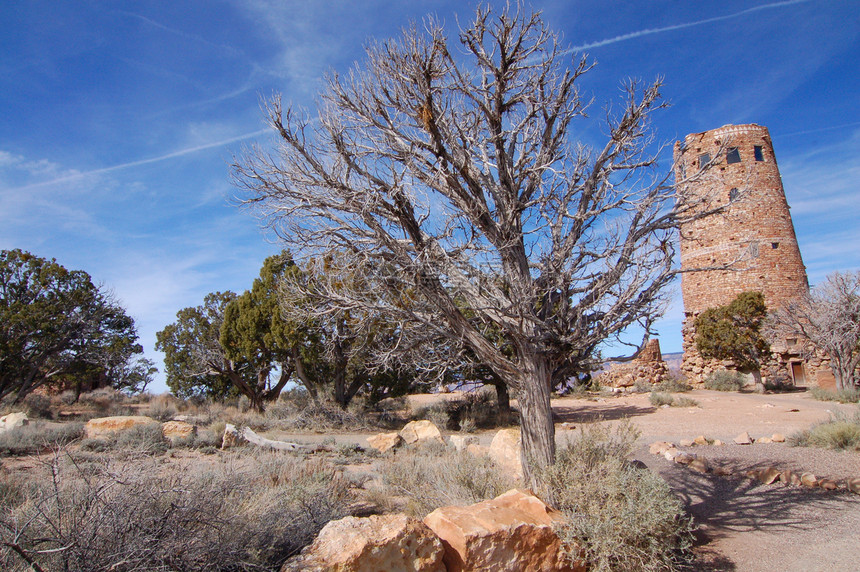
552;403;654;423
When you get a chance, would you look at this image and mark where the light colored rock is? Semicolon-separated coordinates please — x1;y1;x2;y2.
400;420;444;446
733;432;752;445
674;452;696;465
713;467;733;476
847;478;860;494
0;412;29;432
819;479;838;491
366;432;403;453
84;415;158;439
448;435;477;451
679;438;694;447
649;441;674;455
693;435;709;446
424;489;584;572
161;420;196;443
689;458;710;473
755;437;772;444
800;472;818;487
489;428;523;480
221;423;246;449
771;433;786;443
712;439;724;446
292;513;446;572
664;448;681;461
465;443;490;457
758;467;781;485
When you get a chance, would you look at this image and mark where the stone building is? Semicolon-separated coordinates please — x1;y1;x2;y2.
674;124;831;387
597;339;670;390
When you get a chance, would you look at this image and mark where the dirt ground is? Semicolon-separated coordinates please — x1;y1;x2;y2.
275;389;860;572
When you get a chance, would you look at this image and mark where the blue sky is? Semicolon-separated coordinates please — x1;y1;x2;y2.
2;0;858;393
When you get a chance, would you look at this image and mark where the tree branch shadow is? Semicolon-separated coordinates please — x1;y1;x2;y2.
552;403;654;423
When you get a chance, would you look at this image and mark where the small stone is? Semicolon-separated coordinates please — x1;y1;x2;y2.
627;459;649;471
771;433;785;443
693;435;709;446
649;441;674;455
367;433;403;453
713;467;733;476
399;420;444;445
162;420;196;443
847;478;860;494
0;412;29;432
674;452;695;465
712;440;724;446
756;437;772;444
664;448;680;461
689;458;710;473
221;423;246;449
779;470;795;484
679;439;694;447
819;479;838;491
758;467;781;485
489;428;523;480
733;432;752;445
448;435;477;451
800;472;818;487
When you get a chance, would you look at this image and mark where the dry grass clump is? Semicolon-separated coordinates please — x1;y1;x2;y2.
539;422;695;572
809;386;860;404
0;422;84;456
649;392;698;408
0;449;353;571
375;442;514;517
789;407;860;450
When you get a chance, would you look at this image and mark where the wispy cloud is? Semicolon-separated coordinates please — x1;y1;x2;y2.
568;0;813;52
8;129;269;192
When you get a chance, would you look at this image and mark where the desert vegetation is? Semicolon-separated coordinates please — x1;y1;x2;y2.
789;407;860;451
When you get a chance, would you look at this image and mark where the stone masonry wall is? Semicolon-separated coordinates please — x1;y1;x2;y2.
674;124;826;386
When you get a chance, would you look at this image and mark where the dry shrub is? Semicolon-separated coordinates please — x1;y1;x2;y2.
79;423;168;457
375;442;514;516
703;370;746;391
141;393;180;421
283;401;368;432
539;422;694;572
789;407;860;450
0;422;84;456
0;449;353;571
649;392;674;407
810;386;860;404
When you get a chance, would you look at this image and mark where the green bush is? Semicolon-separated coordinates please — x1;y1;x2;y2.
703;370;746;391
654;375;691;393
0;450;353;571
809;386;860;404
376;442;514;517
539;422;694;572
673;396;699;408
789;407;860;450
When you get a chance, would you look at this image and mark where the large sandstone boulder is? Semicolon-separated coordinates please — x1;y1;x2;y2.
400;420;444;445
161;420;196;443
84;416;157;439
424;489;584;572
287;514;446;572
367;432;403;453
0;412;29;433
489;428;522;480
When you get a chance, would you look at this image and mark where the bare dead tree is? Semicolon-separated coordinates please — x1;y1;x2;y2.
771;271;860;391
232;5;718;486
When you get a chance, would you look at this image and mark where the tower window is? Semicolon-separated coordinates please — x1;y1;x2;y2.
771;242;779;249
729;188;739;202
726;147;741;164
754;146;764;161
698;153;711;168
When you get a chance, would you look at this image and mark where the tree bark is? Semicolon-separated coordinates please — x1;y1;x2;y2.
516;354;556;492
751;369;764;393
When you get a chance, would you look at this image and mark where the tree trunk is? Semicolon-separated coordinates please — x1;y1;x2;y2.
517;354;556;492
492;380;511;425
751;369;764;393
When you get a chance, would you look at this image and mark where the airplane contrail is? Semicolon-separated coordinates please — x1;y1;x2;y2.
11;129;270;192
568;0;813;53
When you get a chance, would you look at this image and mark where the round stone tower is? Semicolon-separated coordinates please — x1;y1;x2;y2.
674;124;811;384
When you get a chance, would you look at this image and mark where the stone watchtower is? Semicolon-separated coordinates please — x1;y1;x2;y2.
674;124;819;385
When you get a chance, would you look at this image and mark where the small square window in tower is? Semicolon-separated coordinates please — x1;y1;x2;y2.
754;146;764;161
726;147;741;164
698;153;711;169
729;188;739;202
